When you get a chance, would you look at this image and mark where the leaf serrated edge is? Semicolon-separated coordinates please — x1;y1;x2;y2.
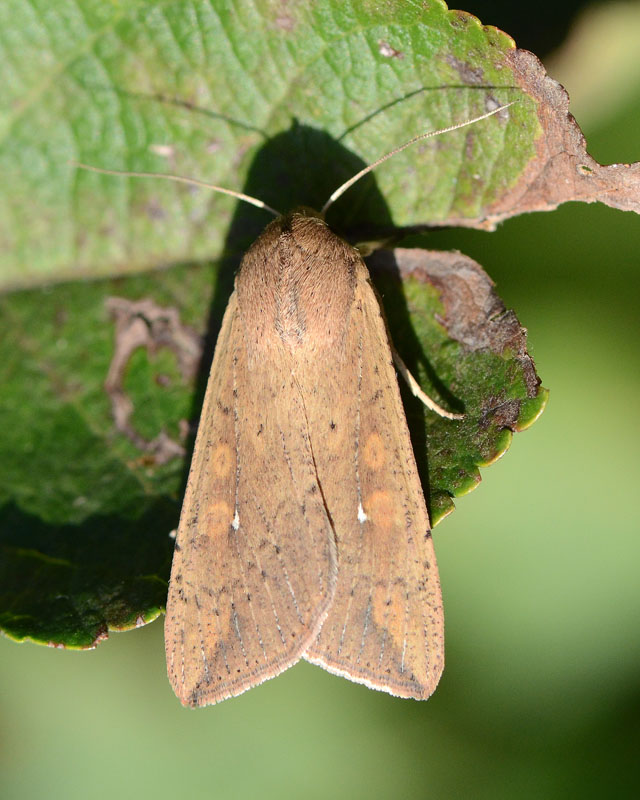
431;385;548;528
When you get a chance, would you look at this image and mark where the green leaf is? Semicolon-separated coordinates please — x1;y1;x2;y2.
0;0;548;648
1;0;538;291
0;501;174;648
368;248;547;524
0;245;545;646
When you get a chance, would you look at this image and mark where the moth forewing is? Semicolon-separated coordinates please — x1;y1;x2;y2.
165;250;339;707
301;259;444;698
165;297;239;705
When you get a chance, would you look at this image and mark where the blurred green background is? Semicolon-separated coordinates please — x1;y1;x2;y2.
2;1;639;798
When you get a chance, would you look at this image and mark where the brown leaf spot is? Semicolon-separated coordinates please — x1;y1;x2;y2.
378;40;404;59
104;297;203;464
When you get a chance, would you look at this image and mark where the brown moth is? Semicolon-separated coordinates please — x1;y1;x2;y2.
166;207;445;706
76;103;513;706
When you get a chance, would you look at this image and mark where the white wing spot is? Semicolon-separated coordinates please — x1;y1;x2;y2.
231;508;240;530
357;502;368;524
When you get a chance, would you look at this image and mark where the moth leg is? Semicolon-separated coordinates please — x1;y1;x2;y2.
392;348;463;420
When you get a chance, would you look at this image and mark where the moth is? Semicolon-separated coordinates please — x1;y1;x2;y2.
77;103;513;706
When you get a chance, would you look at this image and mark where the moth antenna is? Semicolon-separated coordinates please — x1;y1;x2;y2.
321;100;517;216
392;349;464;420
71;162;282;218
